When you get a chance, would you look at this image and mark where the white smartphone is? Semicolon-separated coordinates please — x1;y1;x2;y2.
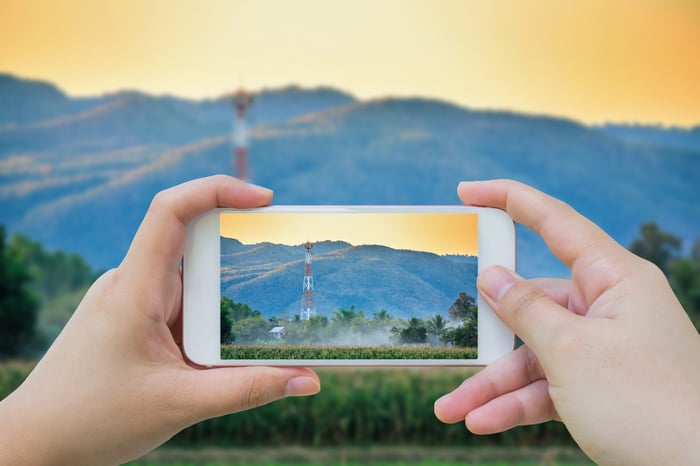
183;206;515;366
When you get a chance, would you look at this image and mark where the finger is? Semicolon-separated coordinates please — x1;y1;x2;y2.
122;175;273;281
465;379;558;434
529;278;570;309
478;266;579;357
457;180;624;268
179;366;320;423
434;345;545;424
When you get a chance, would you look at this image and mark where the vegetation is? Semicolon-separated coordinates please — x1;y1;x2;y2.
220;293;478;358
0;362;578;450
0;225;97;358
221;344;476;360
0;226;39;358
441;292;478;348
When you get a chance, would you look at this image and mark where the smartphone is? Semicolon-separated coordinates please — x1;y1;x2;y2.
183;206;515;366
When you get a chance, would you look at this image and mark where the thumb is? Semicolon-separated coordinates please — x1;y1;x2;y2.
478;266;575;356
180;366;320;423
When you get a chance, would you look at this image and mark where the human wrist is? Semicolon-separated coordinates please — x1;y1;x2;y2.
0;389;61;465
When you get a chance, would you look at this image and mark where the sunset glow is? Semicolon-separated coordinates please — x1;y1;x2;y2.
220;212;478;257
1;0;699;126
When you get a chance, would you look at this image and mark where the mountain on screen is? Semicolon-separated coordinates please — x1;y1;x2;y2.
220;238;477;320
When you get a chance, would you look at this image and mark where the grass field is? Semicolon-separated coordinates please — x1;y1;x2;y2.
128;446;595;466
221;344;478;360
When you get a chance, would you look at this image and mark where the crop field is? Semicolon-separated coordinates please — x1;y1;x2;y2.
128;446;595;466
221;344;477;360
3;362;590;465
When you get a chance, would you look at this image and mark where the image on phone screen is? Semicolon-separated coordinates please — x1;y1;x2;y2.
219;211;479;360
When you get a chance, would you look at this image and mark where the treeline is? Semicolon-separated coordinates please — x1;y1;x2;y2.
0;225;97;359
220;292;478;348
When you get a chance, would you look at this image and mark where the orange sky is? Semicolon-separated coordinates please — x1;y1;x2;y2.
220;212;479;256
1;0;699;126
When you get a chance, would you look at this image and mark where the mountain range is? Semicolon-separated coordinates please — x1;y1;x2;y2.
220;238;477;320
1;72;699;278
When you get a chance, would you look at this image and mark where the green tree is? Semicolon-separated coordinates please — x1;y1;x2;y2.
629;221;682;274
220;297;265;343
426;314;447;344
667;238;700;330
373;309;391;322
0;226;39;358
399;317;427;344
441;319;478;348
231;315;270;343
332;305;363;324
443;291;478;348
448;292;476;322
7;234;95;300
220;297;234;344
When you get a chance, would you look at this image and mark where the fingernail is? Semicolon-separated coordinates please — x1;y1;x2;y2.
285;376;320;397
249;183;273;196
434;394;448;411
478;266;520;301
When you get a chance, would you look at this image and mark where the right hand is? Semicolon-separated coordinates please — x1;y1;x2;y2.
434;180;700;465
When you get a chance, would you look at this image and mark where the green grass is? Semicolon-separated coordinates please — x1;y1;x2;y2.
221;344;477;360
128;446;595;466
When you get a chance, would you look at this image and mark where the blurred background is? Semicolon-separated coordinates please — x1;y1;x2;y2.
1;0;698;464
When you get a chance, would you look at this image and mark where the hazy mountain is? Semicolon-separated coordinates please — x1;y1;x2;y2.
599;123;700;150
0;74;97;126
220;238;478;320
1;74;698;279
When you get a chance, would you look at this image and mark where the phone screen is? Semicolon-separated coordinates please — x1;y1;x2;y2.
219;211;479;360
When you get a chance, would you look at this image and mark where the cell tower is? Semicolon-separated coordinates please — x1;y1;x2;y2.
230;88;254;180
300;241;316;320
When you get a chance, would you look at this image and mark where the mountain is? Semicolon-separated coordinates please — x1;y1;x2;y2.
1;74;698;279
0;74;93;126
599;123;700;151
220;238;478;320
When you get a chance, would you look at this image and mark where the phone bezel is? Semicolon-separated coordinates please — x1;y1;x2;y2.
183;205;515;366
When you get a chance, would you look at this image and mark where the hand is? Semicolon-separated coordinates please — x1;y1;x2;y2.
0;176;320;466
434;180;700;465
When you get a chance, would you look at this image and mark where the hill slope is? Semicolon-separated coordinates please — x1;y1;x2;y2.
220;238;478;319
1;75;698;279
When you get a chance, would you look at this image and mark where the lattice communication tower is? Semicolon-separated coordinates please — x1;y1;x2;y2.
300;241;316;320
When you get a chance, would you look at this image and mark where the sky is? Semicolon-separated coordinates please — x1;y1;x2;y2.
220;212;479;256
1;0;699;126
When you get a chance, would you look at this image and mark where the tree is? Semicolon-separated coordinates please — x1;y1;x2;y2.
668;239;700;330
629;222;682;274
399;317;427;344
373;309;391;322
448;292;476;322
426;314;447;344
0;226;39;358
220;297;265;344
231;315;270;343
443;291;478;348
220;297;235;344
441;318;477;348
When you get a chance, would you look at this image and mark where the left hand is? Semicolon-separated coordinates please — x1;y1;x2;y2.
0;176;320;466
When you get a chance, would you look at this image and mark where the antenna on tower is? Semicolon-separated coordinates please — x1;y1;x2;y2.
300;241;316;321
230;88;254;181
